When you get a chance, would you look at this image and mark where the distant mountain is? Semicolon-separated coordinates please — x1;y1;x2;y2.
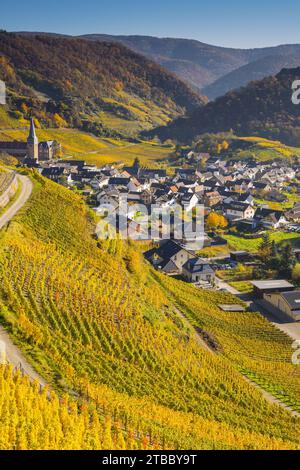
0;32;204;137
144;67;300;146
79;34;251;91
78;35;300;98
203;54;300;99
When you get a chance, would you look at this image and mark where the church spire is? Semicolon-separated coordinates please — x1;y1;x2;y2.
27;116;39;160
28;117;38;144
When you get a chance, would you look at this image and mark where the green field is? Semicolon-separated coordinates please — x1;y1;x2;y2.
228;281;254;294
255;191;300;211
224;231;300;252
230;136;300;161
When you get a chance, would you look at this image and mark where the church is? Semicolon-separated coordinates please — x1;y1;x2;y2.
0;118;60;162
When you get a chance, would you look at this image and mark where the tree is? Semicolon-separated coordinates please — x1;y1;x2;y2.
133;157;140;169
292;263;300;282
206;212;228;230
278;243;296;278
259;232;272;258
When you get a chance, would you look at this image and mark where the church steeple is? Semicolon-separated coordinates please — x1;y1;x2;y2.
27;117;39;160
28;117;38;144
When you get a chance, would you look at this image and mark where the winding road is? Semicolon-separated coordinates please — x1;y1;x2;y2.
0;174;33;230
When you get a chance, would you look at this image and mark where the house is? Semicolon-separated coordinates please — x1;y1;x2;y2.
89;175;110;190
238;193;255;205
204;191;222;207
182;258;215;283
179;193;199;211
175;168;198;181
262;290;300;322
254;208;287;229
252;181;271;193
286;202;300;221
145;240;194;274
224;202;256;221
41;167;64;182
139;169;167;182
97;189;120;206
265;190;287;203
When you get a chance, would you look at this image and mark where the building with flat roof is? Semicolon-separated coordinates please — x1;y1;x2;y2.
251;280;295;298
263;290;300;322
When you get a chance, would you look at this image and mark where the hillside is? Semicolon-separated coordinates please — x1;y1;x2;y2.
203;54;300;99
0;170;299;449
145;67;300;145
0;32;204;138
0;127;175;167
79;35;300;98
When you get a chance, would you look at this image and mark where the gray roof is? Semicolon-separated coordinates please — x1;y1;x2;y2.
251;280;294;290
218;304;246;312
156;240;188;259
280;291;300;311
183;257;214;274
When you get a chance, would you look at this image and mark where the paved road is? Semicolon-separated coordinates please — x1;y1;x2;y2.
250;300;300;342
216;278;240;295
0;174;33;230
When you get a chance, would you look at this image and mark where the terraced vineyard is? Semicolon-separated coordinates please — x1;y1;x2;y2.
154;273;300;411
0;172;299;449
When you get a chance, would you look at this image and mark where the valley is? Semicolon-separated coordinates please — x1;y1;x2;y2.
0;25;300;453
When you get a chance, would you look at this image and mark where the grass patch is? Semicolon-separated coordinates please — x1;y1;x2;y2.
197;244;230;258
223;231;300;252
230;136;300;161
229;281;253;294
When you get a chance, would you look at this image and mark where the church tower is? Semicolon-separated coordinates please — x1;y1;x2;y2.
27;117;39;160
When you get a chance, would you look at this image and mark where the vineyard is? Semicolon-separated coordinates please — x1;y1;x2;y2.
0;172;299;449
154;273;300;411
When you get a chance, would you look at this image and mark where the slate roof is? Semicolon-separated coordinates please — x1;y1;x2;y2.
183;258;214;274
279;291;300;311
255;208;284;220
156;240;188;259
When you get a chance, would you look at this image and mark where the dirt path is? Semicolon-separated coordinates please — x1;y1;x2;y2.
242;374;299;417
0;328;47;386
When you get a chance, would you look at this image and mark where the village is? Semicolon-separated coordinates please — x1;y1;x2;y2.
38;146;300;323
2;119;300;324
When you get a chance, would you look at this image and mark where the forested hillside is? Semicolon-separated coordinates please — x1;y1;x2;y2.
0;170;299;449
79;34;300;97
146;67;300;145
0;32;204;138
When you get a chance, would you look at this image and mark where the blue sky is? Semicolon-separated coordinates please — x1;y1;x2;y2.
1;0;300;48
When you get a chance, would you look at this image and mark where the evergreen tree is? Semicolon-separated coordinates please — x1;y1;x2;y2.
278;243;296;278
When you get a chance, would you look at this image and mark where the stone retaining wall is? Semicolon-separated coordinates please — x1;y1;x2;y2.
0;173;18;209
